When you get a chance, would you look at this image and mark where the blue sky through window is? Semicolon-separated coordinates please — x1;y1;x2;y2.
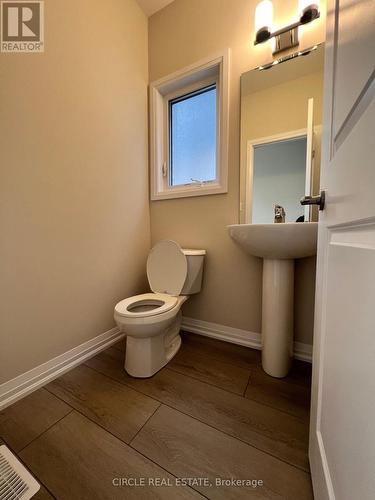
170;86;217;186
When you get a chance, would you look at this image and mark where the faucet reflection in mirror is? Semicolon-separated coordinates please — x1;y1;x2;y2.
274;205;285;223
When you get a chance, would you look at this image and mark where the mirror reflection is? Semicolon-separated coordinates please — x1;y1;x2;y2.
240;45;324;224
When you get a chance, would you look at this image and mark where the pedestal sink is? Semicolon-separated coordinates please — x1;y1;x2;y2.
228;223;318;378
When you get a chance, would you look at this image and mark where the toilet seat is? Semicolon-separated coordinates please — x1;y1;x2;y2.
114;293;178;318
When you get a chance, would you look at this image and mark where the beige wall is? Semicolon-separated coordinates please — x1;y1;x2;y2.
0;0;150;384
149;0;326;343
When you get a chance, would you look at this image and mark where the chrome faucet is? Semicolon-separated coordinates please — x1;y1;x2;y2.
274;204;286;223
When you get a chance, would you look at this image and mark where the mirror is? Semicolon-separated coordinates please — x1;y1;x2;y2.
240;45;324;223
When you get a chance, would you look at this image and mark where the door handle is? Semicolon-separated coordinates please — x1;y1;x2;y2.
300;190;325;211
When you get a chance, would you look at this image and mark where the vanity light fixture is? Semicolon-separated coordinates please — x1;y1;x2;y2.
254;0;273;44
254;0;320;54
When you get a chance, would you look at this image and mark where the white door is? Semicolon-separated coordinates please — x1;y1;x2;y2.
309;0;375;499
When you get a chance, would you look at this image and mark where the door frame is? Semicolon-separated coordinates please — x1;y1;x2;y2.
308;1;336;496
245;128;309;223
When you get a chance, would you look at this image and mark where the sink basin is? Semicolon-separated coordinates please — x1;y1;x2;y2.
227;222;318;260
227;222;318;378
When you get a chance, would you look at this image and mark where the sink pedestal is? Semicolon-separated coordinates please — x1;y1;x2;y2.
227;222;317;379
262;259;294;378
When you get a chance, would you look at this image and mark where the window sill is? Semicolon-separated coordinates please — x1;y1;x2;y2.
151;182;228;201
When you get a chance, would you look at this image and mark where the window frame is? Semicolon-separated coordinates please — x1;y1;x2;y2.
166;77;219;190
149;50;230;200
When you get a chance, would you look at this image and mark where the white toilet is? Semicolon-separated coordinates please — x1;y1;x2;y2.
114;240;205;378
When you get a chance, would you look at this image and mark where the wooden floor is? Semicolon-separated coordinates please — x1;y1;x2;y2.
0;332;313;499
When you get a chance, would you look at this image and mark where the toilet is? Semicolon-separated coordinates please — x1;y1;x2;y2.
114;240;206;378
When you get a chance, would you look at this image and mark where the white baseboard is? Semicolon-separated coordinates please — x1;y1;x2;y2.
293;341;314;363
181;316;312;363
0;327;124;411
0;318;312;411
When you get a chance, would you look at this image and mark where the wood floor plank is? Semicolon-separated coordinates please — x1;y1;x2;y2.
112;338;126;353
132;405;313;499
180;332;262;369
169;343;251;394
0;389;71;452
20;411;203;500
245;366;311;421
47;364;160;443
112;332;261;372
86;348;310;471
33;484;56;499
287;360;312;388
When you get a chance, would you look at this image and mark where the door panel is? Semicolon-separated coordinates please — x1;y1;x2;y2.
334;0;375;134
326;97;375;223
321;225;375;499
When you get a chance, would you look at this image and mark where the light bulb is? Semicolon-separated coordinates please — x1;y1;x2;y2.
299;0;320;24
255;0;273;43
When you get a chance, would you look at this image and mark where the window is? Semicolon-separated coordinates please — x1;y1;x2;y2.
150;51;229;200
169;84;217;187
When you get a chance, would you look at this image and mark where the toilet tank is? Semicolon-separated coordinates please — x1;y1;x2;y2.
180;249;206;295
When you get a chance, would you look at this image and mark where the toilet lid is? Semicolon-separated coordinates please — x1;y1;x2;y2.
147;240;187;296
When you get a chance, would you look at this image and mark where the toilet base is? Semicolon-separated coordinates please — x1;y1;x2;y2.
124;312;182;378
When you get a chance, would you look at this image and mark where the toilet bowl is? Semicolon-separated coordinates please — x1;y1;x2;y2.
114;240;205;378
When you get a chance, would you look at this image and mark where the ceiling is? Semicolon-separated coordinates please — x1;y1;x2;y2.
136;0;175;17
